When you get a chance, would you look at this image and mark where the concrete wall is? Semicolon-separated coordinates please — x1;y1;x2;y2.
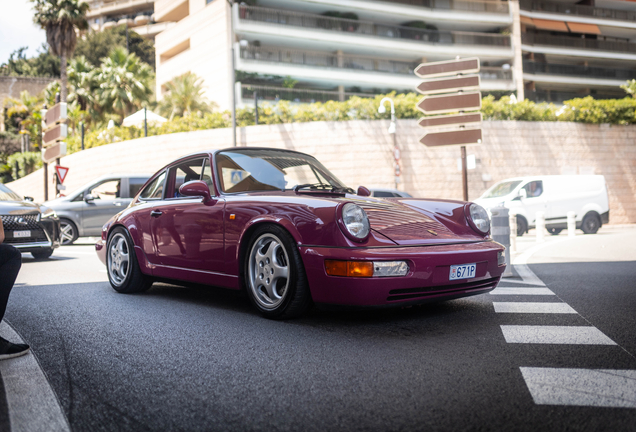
7;119;636;224
0;76;56;131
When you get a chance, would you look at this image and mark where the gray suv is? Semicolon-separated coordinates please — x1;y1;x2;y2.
45;174;151;245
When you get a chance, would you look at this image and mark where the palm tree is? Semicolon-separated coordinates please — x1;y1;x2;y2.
96;47;154;121
159;72;216;120
31;0;89;103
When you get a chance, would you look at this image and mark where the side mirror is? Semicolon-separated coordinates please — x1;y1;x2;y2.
24;196;34;202
84;193;95;202
357;186;371;197
179;180;212;203
518;189;527;200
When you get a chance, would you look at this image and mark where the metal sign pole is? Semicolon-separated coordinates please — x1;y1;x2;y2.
461;146;468;201
254;91;258;125
44;163;48;201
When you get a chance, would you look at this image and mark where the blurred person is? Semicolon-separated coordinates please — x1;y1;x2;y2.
0;218;30;359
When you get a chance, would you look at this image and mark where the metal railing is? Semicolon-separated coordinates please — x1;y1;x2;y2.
520;0;636;22
380;0;509;13
238;5;511;47
523;60;636;81
240;84;378;104
239;46;513;81
522;33;636;54
526;90;626;103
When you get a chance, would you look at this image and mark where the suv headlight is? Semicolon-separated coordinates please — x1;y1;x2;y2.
468;203;490;235
340;203;370;241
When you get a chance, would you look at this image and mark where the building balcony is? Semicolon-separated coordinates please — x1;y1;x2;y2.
521;32;636;59
237;45;514;92
385;0;509;14
87;0;154;18
239;84;377;105
154;0;188;23
236;5;512;60
523;60;636;82
520;0;636;24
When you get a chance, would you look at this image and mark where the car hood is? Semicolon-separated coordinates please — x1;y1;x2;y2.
0;200;43;215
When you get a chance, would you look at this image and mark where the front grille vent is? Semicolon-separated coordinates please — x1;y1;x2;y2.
1;214;40;230
387;277;500;302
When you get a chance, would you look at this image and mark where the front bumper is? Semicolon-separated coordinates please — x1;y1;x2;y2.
300;241;505;307
3;218;60;252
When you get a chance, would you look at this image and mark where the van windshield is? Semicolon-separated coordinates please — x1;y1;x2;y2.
482;180;522;198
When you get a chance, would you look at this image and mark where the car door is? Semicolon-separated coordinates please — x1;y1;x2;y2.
151;157;225;275
82;178;128;235
519;180;547;226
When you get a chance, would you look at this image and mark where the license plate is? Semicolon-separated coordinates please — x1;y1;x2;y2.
13;230;31;238
450;263;476;280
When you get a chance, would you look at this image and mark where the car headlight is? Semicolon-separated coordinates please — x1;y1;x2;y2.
41;207;57;219
468;203;490;235
341;203;370;241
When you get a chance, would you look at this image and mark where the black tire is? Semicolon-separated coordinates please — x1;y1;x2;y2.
106;227;153;293
581;213;601;234
244;224;311;319
547;227;563;235
31;248;54;260
516;216;528;237
59;219;79;245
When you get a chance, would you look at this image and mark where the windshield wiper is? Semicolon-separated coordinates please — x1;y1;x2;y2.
292;183;333;192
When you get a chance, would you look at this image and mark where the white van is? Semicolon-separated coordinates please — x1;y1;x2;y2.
474;175;609;236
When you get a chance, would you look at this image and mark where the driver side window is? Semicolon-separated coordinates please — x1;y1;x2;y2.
523;181;543;198
140;172;166;200
89;179;121;201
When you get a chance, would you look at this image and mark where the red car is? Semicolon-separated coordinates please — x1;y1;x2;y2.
96;148;506;318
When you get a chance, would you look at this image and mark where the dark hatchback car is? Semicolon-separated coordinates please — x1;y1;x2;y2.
0;183;60;259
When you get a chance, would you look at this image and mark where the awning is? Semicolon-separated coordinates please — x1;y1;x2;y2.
122;109;168;128
532;19;569;32
520;16;534;26
566;22;601;35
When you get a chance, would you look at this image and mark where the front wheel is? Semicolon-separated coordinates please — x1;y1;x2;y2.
107;227;153;293
32;248;54;260
516;216;528;237
245;225;311;319
547;227;562;235
59;219;79;245
581;213;601;234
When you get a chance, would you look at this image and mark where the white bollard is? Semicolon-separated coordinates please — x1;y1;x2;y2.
567;211;576;237
535;211;545;243
509;212;517;253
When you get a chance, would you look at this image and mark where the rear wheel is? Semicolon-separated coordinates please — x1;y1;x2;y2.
516;216;528;237
245;225;311;319
107;227;153;293
547;227;562;235
59;219;79;245
581;213;601;234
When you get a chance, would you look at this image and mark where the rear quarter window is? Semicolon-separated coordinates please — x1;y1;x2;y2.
139;172;166;200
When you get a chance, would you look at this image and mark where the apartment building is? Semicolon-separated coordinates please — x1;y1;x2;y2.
86;0;174;38
153;0;635;110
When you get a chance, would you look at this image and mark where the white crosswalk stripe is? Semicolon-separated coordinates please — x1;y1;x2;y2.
490;287;555;296
520;368;636;408
501;325;617;345
493;302;577;314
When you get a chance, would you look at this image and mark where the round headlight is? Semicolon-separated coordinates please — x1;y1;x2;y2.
469;204;490;234
341;203;370;240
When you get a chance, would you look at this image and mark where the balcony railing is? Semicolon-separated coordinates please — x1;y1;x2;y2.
523;60;636;80
240;84;377;104
520;0;636;22
522;33;636;54
239;46;513;81
526;90;626;103
378;0;509;14
238;5;511;47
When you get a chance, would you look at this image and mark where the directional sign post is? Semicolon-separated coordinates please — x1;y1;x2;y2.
415;57;482;201
41;102;68;200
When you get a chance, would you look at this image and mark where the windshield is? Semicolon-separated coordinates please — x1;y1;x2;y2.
0;183;22;201
216;149;349;193
481;180;522;199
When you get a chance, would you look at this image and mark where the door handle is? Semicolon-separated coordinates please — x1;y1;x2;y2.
114;202;123;207
150;210;163;217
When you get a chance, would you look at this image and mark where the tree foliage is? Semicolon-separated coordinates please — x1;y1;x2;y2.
159;72;214;120
74;26;156;69
0;45;60;77
621;79;636;99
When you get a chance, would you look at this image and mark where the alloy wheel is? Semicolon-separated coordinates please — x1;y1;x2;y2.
108;233;130;286
248;233;290;310
60;221;76;245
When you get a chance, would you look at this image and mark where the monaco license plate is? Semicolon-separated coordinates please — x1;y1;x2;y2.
13;230;31;238
449;263;476;281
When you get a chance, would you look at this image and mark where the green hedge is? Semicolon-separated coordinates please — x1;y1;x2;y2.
7;152;42;179
64;93;636;154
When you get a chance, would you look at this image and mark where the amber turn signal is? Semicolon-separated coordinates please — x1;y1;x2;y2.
325;260;374;277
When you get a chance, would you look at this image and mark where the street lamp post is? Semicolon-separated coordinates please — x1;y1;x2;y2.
227;0;237;147
378;97;400;190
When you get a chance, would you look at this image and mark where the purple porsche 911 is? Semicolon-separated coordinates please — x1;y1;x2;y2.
96;148;506;318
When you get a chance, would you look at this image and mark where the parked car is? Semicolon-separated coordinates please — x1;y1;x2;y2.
0;183;60;259
369;188;413;198
95;148;506;319
474;175;609;236
45;174;151;245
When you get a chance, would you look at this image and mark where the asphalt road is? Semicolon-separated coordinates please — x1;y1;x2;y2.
2;229;636;432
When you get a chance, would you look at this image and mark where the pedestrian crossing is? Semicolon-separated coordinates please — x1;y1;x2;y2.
493;264;635;409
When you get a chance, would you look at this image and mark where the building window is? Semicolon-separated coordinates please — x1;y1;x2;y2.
206;0;215;4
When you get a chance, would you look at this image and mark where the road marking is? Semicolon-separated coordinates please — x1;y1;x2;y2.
520;367;636;408
0;322;70;432
513;264;546;286
490;287;555;296
501;325;616;345
493;302;577;314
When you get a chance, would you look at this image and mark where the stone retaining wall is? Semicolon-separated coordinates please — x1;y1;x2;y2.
7;119;636;223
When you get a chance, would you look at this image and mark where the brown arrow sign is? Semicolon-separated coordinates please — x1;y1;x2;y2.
42;142;67;163
415;58;480;79
43;124;68;148
418;113;482;129
44;102;67;130
417;75;480;95
420;128;482;147
417;92;481;115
